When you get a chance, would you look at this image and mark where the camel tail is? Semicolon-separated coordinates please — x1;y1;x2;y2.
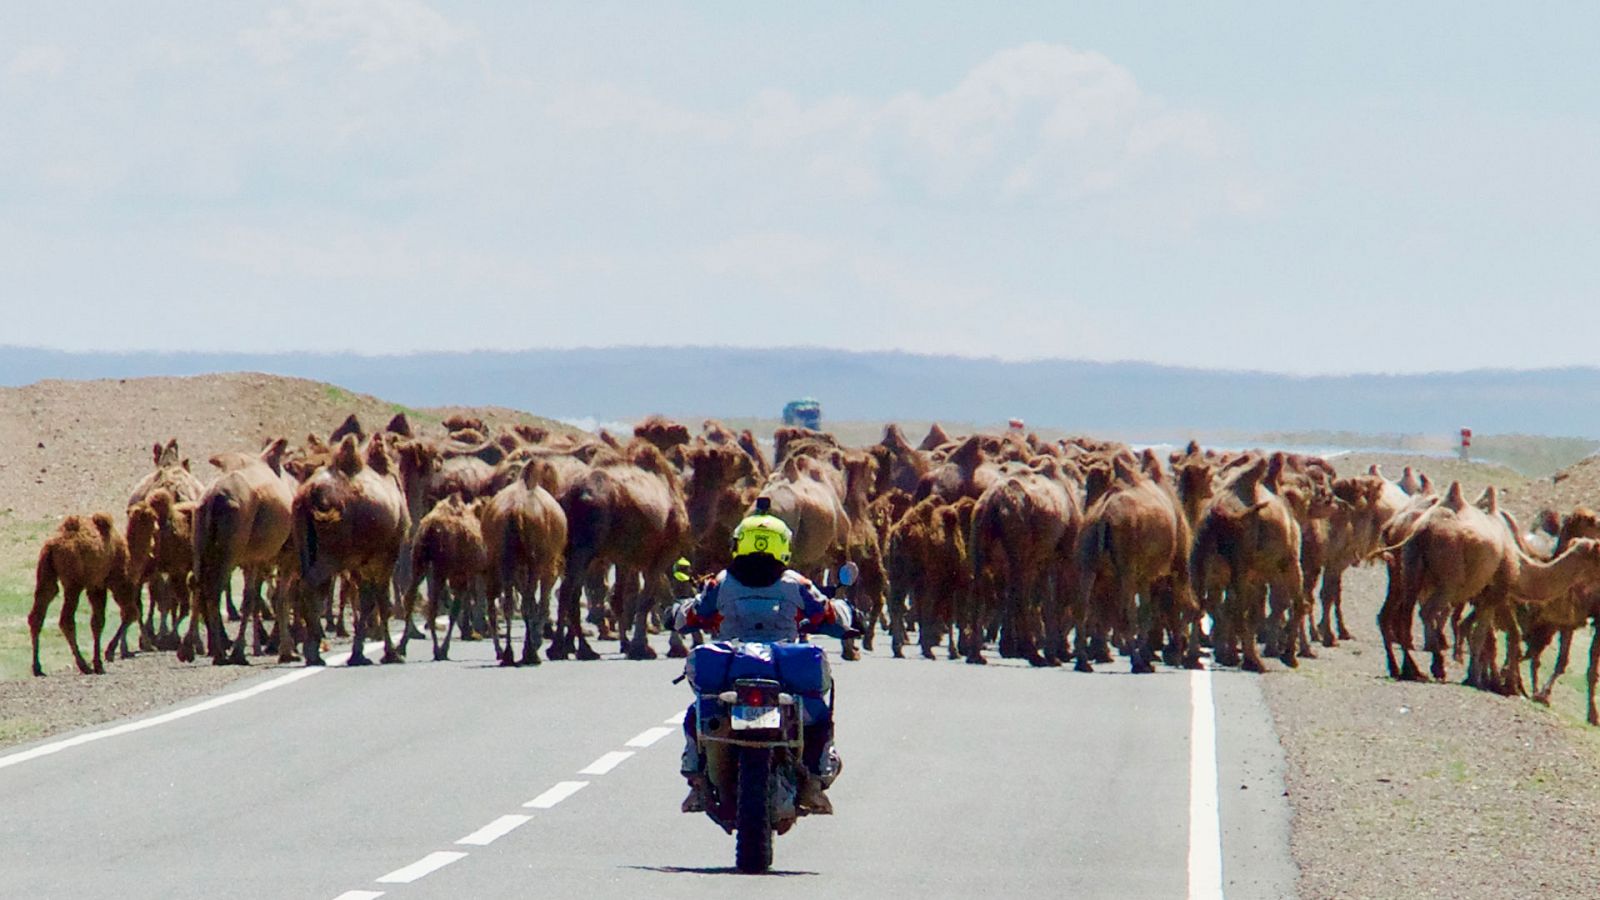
194;493;239;592
34;545;60;605
294;498;319;580
1076;514;1111;574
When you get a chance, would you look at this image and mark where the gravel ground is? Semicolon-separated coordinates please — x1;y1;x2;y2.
1264;565;1600;899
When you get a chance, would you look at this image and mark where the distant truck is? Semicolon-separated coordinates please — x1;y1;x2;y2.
782;397;821;431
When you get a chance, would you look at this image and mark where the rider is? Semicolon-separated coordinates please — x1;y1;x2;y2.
672;507;852;815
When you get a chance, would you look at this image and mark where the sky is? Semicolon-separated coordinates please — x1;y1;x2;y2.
1;2;1596;374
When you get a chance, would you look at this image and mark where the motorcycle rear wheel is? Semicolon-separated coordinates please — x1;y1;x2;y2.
734;746;773;873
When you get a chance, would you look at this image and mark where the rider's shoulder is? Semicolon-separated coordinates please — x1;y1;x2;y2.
781;570;813;587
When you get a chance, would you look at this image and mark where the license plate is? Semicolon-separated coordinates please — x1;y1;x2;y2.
730;705;781;730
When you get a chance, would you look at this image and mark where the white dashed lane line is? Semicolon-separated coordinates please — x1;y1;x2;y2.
524;780;589;809
625;726;675;748
329;711;675;899
578;750;634;775
456;814;534;847
376;851;469;884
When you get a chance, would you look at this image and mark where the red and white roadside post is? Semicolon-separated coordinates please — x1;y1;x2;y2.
1459;427;1472;461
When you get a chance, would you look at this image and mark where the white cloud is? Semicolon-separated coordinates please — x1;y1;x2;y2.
6;45;66;79
240;0;470;71
199;223;545;291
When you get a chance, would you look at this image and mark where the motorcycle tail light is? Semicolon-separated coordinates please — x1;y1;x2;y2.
737;684;775;706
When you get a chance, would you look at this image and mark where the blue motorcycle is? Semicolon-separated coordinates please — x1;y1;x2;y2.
681;563;856;873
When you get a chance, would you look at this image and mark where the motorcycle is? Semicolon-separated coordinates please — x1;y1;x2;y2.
680;562;858;873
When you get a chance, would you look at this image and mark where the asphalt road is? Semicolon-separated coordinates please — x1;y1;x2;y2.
0;631;1295;900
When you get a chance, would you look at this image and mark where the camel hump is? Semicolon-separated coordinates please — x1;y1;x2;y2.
91;512;115;537
1111;454;1140;484
259;437;289;474
384;412;413;437
148;488;173;515
1443;481;1467;510
158;439;180;468
334;435;364;477
61;515;84;533
1367;464;1382;477
329;413;364;443
365;436;392;475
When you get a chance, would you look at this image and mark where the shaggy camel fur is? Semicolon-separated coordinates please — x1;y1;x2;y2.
128;489;197;651
127;439;207;635
870;424;931;496
1189;457;1306;672
186;439;294;665
400;495;488;662
886;496;975;660
682;443;757;575
479;460;568;666
758;454;850;576
1074;455;1196;673
291;436;410;666
914;435;1000;503
30;513;139;676
966;459;1077;666
1306;475;1388;647
556;442;689;661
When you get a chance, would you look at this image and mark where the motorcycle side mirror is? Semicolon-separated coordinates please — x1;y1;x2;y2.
838;561;859;587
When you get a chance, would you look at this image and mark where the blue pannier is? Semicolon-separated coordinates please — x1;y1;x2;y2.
686;641;830;695
772;642;830;695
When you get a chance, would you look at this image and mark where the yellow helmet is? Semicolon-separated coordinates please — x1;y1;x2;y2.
732;513;793;564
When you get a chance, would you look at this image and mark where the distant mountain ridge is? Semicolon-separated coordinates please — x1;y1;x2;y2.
2;345;1597;438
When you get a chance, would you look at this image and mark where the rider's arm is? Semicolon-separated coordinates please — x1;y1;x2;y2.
791;574;852;639
673;576;724;634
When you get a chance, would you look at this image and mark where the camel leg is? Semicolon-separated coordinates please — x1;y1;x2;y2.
1318;573;1338;648
377;582;403;664
87;589;108;675
496;581;517;667
225;577;254;666
1534;627;1572;705
1330;573;1353;641
28;584;54;677
521;576;544;666
55;588;93;675
1498;608;1525;697
346;583;373;666
1587;620;1600;726
1237;583;1267;674
623;571;658;661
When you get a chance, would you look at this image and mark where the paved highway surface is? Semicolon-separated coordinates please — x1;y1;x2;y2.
0;631;1295;899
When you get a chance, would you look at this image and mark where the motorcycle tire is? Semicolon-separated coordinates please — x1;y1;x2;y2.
734;746;773;873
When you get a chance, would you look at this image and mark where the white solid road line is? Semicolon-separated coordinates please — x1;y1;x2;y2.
578;749;634;775
332;891;385;900
1187;667;1224;900
0;641;385;773
663;710;686;725
456;814;533;846
625;726;675;748
524;780;589;809
375;850;469;884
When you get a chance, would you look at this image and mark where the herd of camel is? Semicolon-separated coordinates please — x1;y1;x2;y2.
25;411;1600;725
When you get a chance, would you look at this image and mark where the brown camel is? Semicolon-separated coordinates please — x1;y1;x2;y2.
1189;456;1306;672
556;442;689;661
1395;482;1599;693
127;489;197;651
885;495;976;659
127;439;207;636
400;494;489;662
291;436;410;666
1523;508;1600;708
966;459;1077;666
1074;454;1196;673
758;453;849;576
682;443;757;575
870;424;931;496
30;513;139;676
186;439;295;665
479;460;568;666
